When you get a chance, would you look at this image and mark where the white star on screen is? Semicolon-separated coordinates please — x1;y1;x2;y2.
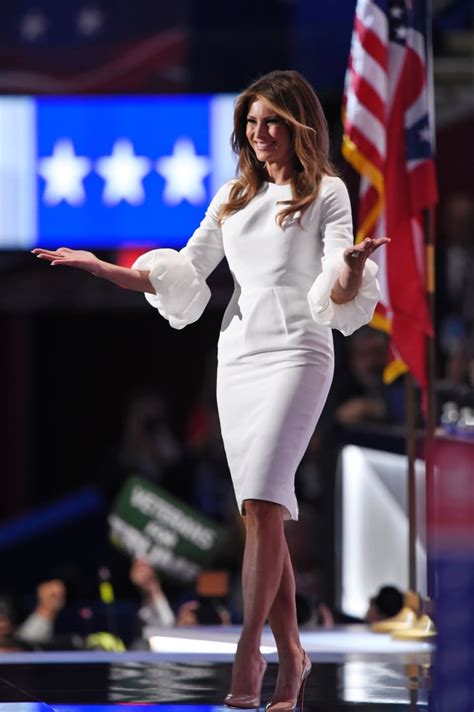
156;138;211;206
19;11;48;42
38;139;92;206
390;7;403;19
77;6;104;37
96;139;152;205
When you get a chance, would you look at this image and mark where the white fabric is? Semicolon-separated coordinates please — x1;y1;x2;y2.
308;252;380;336
132;182;229;329
17;612;53;644
136;176;380;520
133;248;211;330
138;594;176;628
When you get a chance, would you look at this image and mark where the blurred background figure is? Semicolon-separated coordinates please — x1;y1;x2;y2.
100;388;181;502
128;558;175;648
129;558;232;648
316;585;404;629
0;579;66;651
331;327;405;428
435;193;474;426
116;390;180;485
17;578;67;646
437;193;474;342
0;594;26;652
365;585;404;624
175;570;232;627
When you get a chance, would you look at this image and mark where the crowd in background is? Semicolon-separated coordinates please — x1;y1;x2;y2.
1;190;472;652
1;322;416;652
436;193;474;425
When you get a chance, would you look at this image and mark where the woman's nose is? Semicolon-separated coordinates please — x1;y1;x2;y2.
255;122;269;139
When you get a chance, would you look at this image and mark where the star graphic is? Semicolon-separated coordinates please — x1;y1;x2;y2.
38;139;92;206
77;6;104;37
395;25;408;40
96;139;152;205
156;138;211;206
418;126;431;143
19;11;48;42
390;6;404;19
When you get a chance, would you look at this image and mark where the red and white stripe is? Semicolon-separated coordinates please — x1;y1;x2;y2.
343;0;438;389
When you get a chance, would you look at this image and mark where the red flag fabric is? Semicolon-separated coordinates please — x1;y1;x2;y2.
342;0;438;390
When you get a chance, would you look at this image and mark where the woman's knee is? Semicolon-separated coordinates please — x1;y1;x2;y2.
243;499;283;526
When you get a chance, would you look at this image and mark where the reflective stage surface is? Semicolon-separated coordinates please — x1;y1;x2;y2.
0;626;433;711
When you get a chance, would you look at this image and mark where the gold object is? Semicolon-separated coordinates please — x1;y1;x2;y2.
371;590;420;633
392;613;437;642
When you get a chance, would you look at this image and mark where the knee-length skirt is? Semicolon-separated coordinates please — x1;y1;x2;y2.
216;347;334;521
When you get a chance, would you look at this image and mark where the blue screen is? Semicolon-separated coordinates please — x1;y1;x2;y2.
0;95;236;249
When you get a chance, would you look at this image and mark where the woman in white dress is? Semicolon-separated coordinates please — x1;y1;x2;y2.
33;70;388;710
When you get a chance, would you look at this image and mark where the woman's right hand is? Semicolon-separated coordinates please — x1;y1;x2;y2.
32;246;155;293
32;247;103;276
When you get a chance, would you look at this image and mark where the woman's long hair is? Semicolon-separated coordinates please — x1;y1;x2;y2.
218;70;337;226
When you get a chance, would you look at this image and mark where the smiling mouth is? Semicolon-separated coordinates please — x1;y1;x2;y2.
255;141;276;150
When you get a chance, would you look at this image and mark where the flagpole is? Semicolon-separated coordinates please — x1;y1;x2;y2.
424;208;437;435
393;0;438;641
404;372;418;593
424;205;437;605
424;0;438;605
393;0;438;638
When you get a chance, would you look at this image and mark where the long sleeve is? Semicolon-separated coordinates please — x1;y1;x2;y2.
132;182;230;329
307;177;381;337
17;612;54;644
138;594;176;629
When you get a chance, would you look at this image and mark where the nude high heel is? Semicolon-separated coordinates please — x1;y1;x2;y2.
265;651;311;712
224;655;268;708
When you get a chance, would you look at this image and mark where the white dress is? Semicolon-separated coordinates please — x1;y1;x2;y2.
134;176;380;520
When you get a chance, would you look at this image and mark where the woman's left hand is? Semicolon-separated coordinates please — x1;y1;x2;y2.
343;236;390;273
331;236;390;305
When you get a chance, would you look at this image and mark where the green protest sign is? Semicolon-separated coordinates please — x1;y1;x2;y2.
109;476;222;582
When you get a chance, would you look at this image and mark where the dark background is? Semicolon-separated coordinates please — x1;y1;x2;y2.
0;0;473;621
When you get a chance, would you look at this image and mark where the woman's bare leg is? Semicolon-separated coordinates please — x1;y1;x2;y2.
229;499;287;694
267;540;306;701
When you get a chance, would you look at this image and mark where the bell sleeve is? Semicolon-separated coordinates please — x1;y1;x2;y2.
307;177;381;337
132;182;230;329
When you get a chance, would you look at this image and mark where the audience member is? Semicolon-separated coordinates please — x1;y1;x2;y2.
175;569;232;626
16;579;66;645
0;594;27;651
129;558;175;634
101;389;181;503
365;585;404;623
316;585;404;628
0;580;66;651
331;327;405;427
128;557;232;647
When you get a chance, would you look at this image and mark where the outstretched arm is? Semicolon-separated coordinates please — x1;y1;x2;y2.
32;247;155;295
330;236;390;304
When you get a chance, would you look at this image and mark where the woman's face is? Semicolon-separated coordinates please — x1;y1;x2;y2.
245;98;293;169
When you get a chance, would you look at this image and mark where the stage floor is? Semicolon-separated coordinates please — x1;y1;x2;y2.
0;626;434;711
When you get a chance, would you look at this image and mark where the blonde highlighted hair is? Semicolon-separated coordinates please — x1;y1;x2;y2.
218;70;337;226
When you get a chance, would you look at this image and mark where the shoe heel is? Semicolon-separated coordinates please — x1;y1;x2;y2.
298;676;307;711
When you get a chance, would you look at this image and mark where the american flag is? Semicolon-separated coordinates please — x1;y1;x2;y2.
342;0;438;390
0;0;189;93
